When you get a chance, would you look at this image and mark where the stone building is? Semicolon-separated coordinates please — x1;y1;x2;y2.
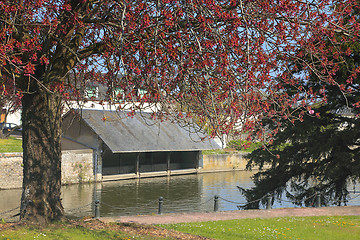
62;109;219;181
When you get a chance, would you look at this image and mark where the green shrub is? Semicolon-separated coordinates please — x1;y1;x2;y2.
226;140;262;152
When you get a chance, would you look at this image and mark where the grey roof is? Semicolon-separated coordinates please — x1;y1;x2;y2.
70;109;219;153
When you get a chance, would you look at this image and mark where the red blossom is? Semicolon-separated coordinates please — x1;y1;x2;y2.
0;0;358;141
23;62;35;75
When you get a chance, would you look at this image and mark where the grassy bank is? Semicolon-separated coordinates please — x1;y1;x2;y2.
0;225;135;240
0;136;22;153
0;221;175;240
159;216;360;240
203;140;262;155
2;216;359;240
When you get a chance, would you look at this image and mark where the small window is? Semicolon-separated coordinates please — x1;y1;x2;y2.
86;86;98;99
138;89;147;98
114;87;124;97
112;87;125;103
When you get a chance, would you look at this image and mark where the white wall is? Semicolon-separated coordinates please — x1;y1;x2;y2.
4;111;21;126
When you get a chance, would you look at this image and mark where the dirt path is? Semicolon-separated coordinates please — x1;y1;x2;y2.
100;206;360;225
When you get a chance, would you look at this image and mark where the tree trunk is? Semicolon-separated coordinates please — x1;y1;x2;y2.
20;88;65;223
0;112;9;139
0;129;5;139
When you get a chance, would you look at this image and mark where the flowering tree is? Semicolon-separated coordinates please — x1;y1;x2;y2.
0;0;359;223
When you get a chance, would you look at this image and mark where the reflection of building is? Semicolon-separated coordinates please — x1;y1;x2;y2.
62;109;219;181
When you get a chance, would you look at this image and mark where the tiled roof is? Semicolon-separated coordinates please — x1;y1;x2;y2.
67;109;219;153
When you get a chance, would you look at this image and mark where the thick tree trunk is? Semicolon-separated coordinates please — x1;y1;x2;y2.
20;89;65;223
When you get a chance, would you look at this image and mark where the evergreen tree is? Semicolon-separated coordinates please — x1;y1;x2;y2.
241;35;360;209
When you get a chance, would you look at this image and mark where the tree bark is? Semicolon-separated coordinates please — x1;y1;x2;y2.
20;88;65;223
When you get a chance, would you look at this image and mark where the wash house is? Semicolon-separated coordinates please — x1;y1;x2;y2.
61;109;219;181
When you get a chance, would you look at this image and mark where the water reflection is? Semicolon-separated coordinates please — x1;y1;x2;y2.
97;171;256;216
0;189;21;221
62;183;96;217
1;171;359;219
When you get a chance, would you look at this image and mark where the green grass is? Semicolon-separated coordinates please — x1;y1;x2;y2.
2;216;359;240
0;224;167;240
159;216;360;240
202;149;237;155
227;140;263;152
203;140;262;155
0;136;22;153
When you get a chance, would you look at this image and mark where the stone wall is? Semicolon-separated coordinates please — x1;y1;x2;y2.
62;150;95;185
0;153;23;189
1;151;253;189
0;150;95;189
201;153;249;172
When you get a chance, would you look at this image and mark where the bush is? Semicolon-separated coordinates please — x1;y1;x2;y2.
226;140;262;152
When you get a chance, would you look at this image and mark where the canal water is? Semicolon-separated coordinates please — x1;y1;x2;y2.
1;171;359;219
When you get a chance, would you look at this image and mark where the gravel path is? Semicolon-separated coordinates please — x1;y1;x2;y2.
100;206;360;225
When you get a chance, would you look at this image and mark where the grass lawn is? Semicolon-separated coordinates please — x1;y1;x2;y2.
1;226;130;240
0;137;22;153
159;216;360;240
203;140;262;155
1;216;359;240
202;149;237;155
0;222;171;240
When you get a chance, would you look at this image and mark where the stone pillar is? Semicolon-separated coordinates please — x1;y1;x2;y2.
95;138;102;182
135;153;140;177
197;151;203;170
151;152;154;171
167;152;171;174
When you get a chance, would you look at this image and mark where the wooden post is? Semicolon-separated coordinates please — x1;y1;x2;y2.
315;193;321;208
167;152;171;174
266;196;272;209
136;153;140;177
151;152;154;171
196;151;203;171
214;195;219;212
95;138;102;182
195;151;199;169
94;200;100;218
118;154;122;174
158;197;163;215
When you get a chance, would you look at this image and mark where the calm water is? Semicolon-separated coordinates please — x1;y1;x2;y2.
1;171;359;219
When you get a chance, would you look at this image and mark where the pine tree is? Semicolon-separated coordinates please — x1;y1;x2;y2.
241;35;360;209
